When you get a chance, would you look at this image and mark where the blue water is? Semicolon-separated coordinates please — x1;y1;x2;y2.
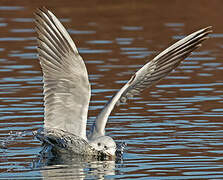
1;2;223;179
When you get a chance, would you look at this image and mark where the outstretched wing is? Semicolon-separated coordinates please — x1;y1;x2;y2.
90;27;212;138
34;8;90;139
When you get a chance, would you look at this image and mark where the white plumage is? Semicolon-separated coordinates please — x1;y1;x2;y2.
34;7;212;157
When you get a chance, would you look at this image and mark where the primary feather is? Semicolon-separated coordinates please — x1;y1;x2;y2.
35;8;91;140
34;8;211;155
90;26;212;138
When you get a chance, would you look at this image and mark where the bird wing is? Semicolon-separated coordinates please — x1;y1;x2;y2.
34;8;90;139
90;27;212;138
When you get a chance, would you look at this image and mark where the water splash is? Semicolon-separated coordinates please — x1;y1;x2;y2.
0;130;32;149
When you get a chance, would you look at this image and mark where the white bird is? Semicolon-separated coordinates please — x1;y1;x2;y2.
34;7;212;158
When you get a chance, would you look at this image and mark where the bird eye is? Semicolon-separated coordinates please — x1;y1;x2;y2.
104;145;108;150
97;143;101;146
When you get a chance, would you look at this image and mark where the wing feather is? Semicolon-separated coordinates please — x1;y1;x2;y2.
89;27;212;138
35;8;90;139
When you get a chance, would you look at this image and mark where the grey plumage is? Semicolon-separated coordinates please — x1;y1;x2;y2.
35;8;90;140
91;27;212;137
34;7;212;156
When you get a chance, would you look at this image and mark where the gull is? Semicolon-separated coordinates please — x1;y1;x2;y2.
34;7;212;157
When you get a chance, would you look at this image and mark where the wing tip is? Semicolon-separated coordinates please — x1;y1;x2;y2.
34;7;52;22
203;26;213;32
35;6;49;14
199;26;213;38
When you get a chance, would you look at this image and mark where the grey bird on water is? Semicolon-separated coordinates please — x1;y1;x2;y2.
34;7;212;158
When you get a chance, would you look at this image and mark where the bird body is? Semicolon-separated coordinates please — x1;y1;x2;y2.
34;7;212;157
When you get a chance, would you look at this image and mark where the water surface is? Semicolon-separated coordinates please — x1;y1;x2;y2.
0;1;223;179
